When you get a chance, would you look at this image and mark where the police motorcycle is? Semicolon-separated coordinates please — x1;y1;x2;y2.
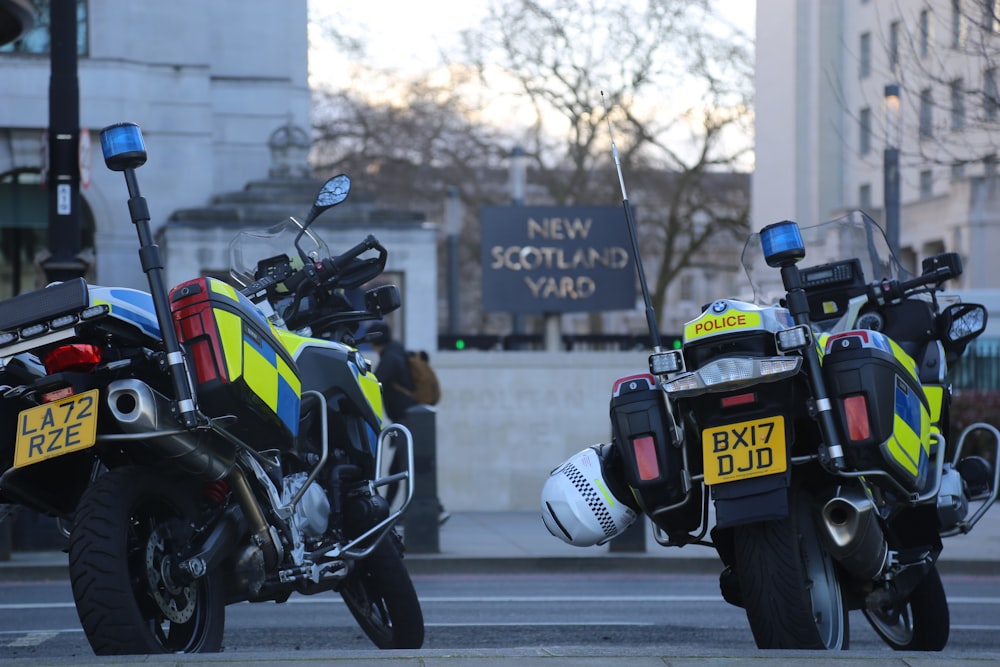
542;209;998;650
0;122;424;654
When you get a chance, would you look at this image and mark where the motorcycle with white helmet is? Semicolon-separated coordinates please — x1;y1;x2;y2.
541;130;999;651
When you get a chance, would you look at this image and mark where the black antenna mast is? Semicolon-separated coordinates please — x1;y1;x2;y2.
601;91;663;352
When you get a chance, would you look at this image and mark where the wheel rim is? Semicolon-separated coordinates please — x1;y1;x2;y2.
341;576;394;646
864;599;914;645
798;502;847;649
128;498;212;652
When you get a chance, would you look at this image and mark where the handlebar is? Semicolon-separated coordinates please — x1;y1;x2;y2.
315;235;381;281
239;234;385;300
870;263;958;305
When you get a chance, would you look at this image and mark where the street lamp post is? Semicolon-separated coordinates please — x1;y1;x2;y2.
509;146;526;340
884;83;902;257
445;187;463;335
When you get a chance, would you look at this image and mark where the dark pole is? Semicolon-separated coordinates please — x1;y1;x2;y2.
510;146;525;338
45;0;85;282
445;187;461;335
883;84;901;257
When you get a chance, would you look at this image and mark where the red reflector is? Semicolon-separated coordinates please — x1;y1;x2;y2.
721;392;756;408
632;435;660;481
191;339;219;385
41;386;75;403
844;395;871;441
43;344;103;373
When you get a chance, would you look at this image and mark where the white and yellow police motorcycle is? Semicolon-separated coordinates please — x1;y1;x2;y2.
543;209;998;651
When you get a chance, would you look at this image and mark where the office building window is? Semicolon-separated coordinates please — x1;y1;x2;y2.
858;32;872;79
984;0;1000;33
952;0;966;47
860;32;871;78
860;107;872;154
920;87;934;138
859;183;872;209
951;78;966;129
920;9;932;57
986;68;999;120
0;1;88;55
889;21;900;71
919;170;934;198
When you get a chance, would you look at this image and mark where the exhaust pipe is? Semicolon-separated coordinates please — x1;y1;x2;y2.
819;489;889;580
106;379;235;480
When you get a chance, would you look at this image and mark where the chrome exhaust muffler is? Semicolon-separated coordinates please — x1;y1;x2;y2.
105;379;235;480
819;489;889;580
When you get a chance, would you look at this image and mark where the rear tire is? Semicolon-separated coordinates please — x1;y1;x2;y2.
733;491;848;649
339;534;424;648
863;564;949;650
68;467;225;655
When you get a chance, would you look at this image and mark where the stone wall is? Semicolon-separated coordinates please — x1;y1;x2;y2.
425;351;649;511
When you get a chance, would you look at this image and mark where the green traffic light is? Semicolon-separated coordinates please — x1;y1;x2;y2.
455;339;466;350
672;338;682;349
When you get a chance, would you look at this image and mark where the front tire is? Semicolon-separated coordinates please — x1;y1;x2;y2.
339;533;424;648
68;467;225;655
863;564;949;650
733;491;848;649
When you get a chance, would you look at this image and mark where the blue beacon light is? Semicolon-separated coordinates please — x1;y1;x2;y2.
100;122;147;172
760;220;806;267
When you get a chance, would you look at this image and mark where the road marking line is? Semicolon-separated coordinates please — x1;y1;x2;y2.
0;602;75;610
5;631;60;647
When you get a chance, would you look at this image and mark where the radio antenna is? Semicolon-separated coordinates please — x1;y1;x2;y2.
601;91;663;352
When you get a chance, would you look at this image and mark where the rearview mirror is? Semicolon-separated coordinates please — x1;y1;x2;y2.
303;174;351;227
939;302;988;365
944;302;987;344
364;285;401;317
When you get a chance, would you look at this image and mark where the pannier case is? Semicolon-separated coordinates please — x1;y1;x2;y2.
822;329;930;491
170;277;301;445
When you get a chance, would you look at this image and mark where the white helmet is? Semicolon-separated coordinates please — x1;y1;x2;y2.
541;444;638;546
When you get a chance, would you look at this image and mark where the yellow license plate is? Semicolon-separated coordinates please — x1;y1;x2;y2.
702;415;787;485
14;389;99;468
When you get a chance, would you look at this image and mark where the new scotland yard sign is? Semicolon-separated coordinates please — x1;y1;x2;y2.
480;205;635;314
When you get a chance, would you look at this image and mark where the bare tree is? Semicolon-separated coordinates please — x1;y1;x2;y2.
855;0;1000;177
459;0;754;319
310;0;754;329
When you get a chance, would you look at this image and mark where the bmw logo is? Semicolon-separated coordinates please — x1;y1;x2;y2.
711;300;728;313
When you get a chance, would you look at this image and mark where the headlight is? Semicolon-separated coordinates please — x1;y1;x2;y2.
776;325;811;352
649;350;684;375
663;356;802;397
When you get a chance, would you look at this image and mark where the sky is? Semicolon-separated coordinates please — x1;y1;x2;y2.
308;0;756;83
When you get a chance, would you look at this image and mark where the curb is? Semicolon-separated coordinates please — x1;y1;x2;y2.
0;553;996;581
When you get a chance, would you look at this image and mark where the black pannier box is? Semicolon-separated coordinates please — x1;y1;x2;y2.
821;329;930;491
610;374;686;502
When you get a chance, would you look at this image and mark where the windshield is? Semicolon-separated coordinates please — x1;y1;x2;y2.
228;217;329;287
740;210;909;305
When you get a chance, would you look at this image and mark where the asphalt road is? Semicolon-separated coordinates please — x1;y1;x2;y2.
2;570;999;664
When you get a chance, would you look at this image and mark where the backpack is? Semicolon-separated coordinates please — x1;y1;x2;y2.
397;350;441;406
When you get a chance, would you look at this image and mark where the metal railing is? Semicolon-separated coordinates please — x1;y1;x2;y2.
947;338;1000;390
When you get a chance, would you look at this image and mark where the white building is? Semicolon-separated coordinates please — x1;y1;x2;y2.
0;0;310;291
754;0;1000;333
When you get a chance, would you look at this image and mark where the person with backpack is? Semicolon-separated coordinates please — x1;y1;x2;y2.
367;321;449;525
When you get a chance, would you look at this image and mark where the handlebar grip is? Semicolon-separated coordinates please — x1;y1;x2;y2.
872;265;956;304
317;234;380;280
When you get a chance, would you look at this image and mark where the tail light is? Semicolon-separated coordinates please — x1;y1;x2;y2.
721;392;756;408
843;394;871;441
43;344;103;374
631;435;660;481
